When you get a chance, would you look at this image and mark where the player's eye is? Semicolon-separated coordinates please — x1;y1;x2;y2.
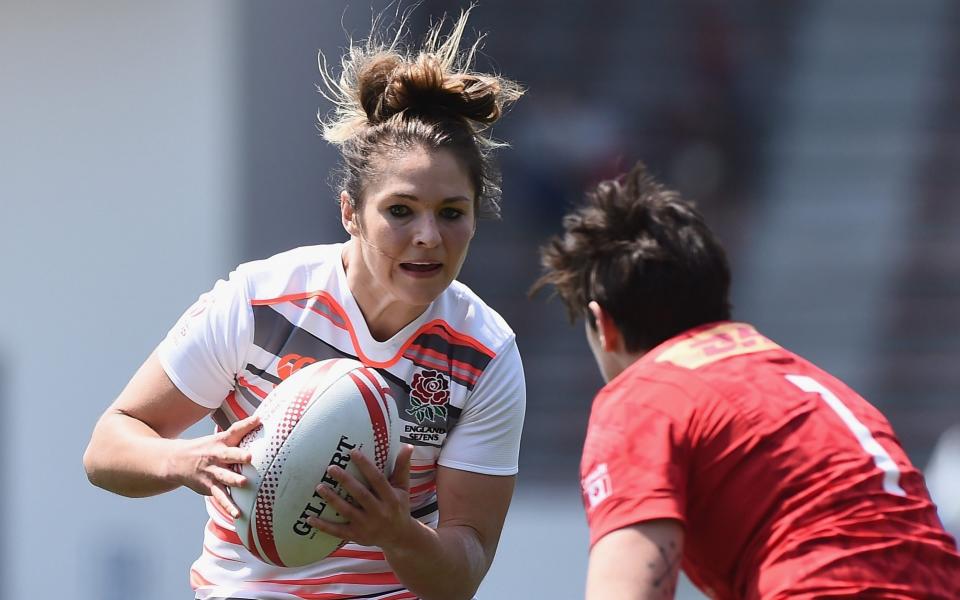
388;205;412;218
439;207;465;220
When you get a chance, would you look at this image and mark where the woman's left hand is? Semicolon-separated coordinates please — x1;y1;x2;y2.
307;443;417;550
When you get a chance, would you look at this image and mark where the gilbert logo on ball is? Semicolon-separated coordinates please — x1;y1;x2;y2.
231;358;400;567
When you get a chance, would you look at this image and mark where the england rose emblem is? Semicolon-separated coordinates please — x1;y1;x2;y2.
407;369;450;423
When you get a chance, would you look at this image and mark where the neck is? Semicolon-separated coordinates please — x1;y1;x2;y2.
342;243;429;342
604;349;648;382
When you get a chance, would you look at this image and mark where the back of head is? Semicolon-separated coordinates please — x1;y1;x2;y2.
533;161;732;353
319;8;523;218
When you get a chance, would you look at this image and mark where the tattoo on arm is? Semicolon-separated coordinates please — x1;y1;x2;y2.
647;540;680;599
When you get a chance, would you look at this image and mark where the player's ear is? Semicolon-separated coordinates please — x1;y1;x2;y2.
588;301;623;353
340;191;360;237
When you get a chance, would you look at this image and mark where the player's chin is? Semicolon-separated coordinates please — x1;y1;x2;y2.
397;278;451;306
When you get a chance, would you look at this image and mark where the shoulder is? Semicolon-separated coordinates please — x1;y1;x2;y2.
429;279;516;356
615;321;796;404
594;359;704;424
233;243;343;302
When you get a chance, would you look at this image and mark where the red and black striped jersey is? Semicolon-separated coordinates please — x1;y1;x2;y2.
159;242;526;600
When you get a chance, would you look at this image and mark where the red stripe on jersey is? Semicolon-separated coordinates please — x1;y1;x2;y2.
402;352;449;374
190;568;215;589
237;376;268;399
404;348;482;387
295;592;409;600
207;520;242;545
292;592;415;600
406;344;485;379
409;481;437;495
404;344;452;366
257;571;401;586
349;372;390;472
286;295;349;330
305;298;349;330
377;592;418;600
224;390;250;420
327;547;386;560
409;463;436;472
419;322;495;357
251;290;331;306
449;360;482;382
202;543;242;562
253;291;352;334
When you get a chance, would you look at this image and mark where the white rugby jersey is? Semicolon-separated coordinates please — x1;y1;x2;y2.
157;242;526;600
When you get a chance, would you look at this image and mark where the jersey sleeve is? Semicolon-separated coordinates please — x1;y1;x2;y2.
581;381;691;547
437;338;526;476
156;269;254;409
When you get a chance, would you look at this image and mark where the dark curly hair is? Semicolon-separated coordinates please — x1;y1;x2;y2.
532;161;732;352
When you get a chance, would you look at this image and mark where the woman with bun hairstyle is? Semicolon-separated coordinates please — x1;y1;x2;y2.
83;10;525;600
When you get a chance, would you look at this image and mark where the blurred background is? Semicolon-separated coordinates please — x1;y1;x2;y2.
3;1;958;598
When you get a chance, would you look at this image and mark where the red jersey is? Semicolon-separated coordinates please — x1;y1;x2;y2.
580;322;960;599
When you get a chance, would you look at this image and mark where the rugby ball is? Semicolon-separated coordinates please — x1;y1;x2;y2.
231;358;400;567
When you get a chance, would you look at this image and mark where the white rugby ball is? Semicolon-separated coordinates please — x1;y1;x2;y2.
231;358;400;567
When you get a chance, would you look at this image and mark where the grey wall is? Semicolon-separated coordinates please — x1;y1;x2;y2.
1;2;238;598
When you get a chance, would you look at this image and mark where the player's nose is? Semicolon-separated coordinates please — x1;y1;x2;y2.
412;214;441;248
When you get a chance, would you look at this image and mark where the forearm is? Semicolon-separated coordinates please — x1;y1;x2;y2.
383;519;490;600
586;521;683;600
83;411;184;497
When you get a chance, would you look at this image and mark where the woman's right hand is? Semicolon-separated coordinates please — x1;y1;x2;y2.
170;414;262;518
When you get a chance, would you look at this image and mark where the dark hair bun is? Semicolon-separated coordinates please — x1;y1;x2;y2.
358;54;503;126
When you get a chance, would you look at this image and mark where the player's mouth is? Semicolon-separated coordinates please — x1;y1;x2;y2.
399;261;443;277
